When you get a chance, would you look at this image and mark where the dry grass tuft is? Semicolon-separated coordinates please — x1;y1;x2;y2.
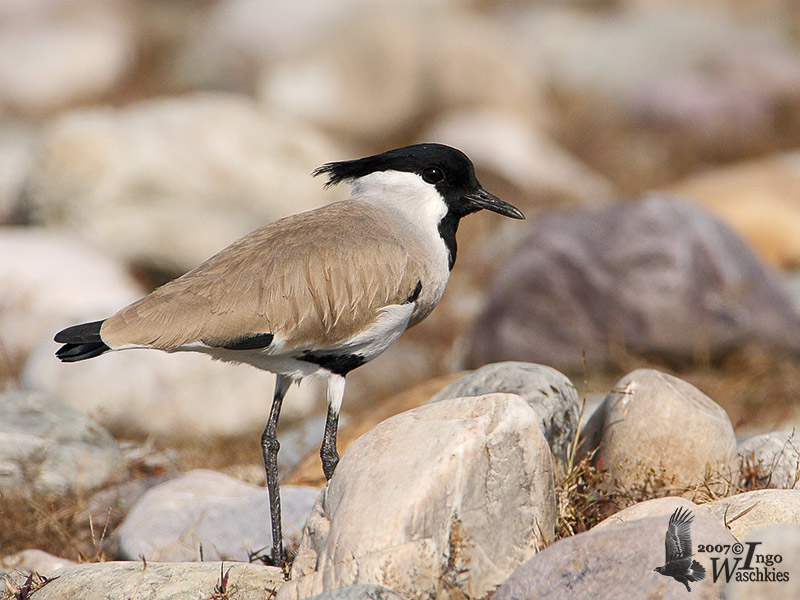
0;493;119;563
2;571;56;600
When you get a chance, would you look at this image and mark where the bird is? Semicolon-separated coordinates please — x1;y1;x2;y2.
654;507;707;591
53;142;524;569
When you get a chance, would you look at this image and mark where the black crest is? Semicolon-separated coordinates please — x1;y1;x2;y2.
312;143;478;192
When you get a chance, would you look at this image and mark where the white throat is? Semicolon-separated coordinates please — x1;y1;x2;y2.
349;170;448;235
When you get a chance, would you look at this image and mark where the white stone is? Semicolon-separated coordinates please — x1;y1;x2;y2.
0;549;75;577
724;524;800;600
117;470;320;562
0;9;134;114
592;497;701;531
280;394;556;600
428;361;581;465
259;6;544;142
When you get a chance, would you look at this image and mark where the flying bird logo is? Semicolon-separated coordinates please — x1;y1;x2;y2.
654;507;707;592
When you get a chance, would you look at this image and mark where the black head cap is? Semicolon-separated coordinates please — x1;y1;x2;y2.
313;143;524;220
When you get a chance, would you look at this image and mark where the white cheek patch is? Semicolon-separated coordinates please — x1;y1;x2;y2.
351;171;448;233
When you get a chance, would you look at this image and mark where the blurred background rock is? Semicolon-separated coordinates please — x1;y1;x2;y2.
2;0;800;451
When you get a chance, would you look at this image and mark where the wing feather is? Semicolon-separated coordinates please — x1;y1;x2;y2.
665;508;695;562
101;202;426;352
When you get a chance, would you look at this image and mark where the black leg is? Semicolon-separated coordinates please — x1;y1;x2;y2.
320;403;340;480
321;374;346;481
262;375;290;571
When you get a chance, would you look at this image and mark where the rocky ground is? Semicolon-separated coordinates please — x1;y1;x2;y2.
3;1;800;599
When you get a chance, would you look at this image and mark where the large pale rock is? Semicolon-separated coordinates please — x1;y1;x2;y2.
670;152;800;270
27;561;283;600
279;394;556;600
592;497;701;531
0;7;134;115
0;228;143;365
0;390;124;497
118;470;320;562
704;489;800;540
505;4;800;188
494;512;735;599
738;430;800;490
428;362;580;465
260;6;544;142
21;339;322;440
172;0;364;91
725;524;800;600
23;93;347;274
469;197;800;372
582;369;736;491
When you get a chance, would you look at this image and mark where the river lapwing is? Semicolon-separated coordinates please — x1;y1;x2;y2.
54;143;525;568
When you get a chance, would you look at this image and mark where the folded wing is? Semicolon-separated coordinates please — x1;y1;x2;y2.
100;202;424;352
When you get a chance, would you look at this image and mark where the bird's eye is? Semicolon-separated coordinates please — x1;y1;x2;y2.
422;167;445;184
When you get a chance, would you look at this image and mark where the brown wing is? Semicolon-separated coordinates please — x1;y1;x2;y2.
101;202;424;351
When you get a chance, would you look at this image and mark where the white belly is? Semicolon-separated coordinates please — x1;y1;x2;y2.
167;302;416;381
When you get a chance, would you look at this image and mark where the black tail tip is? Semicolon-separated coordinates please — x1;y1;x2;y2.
56;341;110;362
54;320;104;344
55;320;109;362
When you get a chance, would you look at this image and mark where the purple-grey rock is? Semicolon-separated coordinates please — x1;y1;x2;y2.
469;196;800;373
